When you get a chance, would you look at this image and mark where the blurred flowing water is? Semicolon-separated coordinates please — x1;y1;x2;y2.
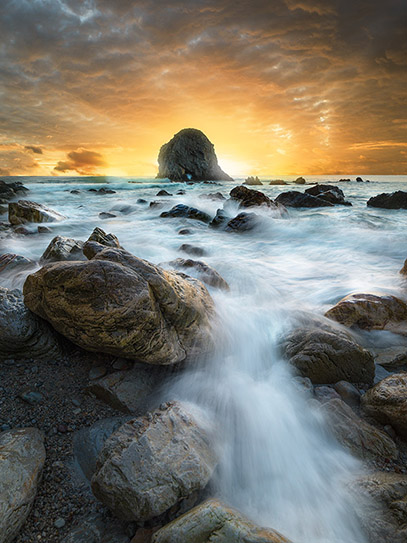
2;175;407;541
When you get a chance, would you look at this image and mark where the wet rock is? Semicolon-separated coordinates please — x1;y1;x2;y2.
0;180;28;202
156;128;233;182
199;192;226;201
156;190;172;196
99;212;117;219
333;380;361;407
356;177;363;182
70;189;80;194
8;200;66;225
314;386;341;403
137;198;147;204
0;428;46;543
19;390;44;405
61;512;131;543
244;176;262;186
13;225;34;235
269;179;287;185
86;227;120;249
40;235;85;263
178;228;192;235
86;363;162;413
361;373;407;438
305;184;351;206
338;178;351;183
94;187;116;194
176;190;186;195
0;287;61;360
152;499;291;543
354;471;407;543
325;293;407;334
73;417;131;481
0;254;34;275
367;191;407;209
89;365;107;380
150;201;168;209
229;185;274;208
160;204;212;223
321;398;398;461
374;347;407;371
374;364;391;384
209;209;231;229
23;245;214;365
178;244;206;257
400;259;407;275
294;176;306;184
225;212;259;232
37;225;52;233
281;327;375;384
275;190;334;208
169;258;229;290
91;401;218;522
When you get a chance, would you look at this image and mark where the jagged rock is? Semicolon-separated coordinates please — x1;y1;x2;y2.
178;244;206;257
37;225;52;233
225;212;259;232
91;401;218;522
269;179;287;185
0;180;28;202
294;177;306;184
305;184;351;206
8;200;65;225
325;293;407;335
156;190;172;196
400;259;407;275
152;499;291;543
244;176;262;186
281;327;374;384
40;236;85;263
374;347;407;371
160;204;212;223
209;209;231;229
23;245;214;365
361;373;407;438
0;254;34;274
86;363;162;413
367;191;407;209
354;471;407;543
321;398;398;461
229;185;274;208
61;513;130;543
275;191;333;208
156;128;232;182
0;287;61;360
86;227;120;249
169;258;229;290
0;428;46;543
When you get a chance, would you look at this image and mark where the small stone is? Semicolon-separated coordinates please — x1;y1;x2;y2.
57;424;68;434
178;229;191;235
54;518;65;529
72;399;81;407
89;366;107;380
19;390;43;405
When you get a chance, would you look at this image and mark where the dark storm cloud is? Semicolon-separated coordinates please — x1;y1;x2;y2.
0;0;405;174
54;149;106;174
25;145;43;154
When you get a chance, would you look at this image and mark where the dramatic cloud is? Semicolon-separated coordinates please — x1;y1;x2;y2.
54;149;106;175
0;0;405;175
24;145;43;154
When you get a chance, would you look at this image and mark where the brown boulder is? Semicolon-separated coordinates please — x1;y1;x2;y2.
8;200;65;225
169;258;229;290
40;235;85;263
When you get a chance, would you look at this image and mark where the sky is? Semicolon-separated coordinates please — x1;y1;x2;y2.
0;0;406;177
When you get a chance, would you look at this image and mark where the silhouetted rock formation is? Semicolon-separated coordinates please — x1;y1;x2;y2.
156;128;233;182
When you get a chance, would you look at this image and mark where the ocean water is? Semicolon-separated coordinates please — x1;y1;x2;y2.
2;174;407;541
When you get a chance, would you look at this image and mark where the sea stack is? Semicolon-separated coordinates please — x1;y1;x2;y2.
156;128;233;182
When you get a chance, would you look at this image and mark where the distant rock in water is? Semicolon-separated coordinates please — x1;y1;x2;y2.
367;191;407;209
275;191;333;208
305;184;351;206
269;179;287;185
156;128;233;182
244;176;262;186
294;176;306;184
229;185;275;208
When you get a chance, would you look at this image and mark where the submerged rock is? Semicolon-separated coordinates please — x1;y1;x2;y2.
156;128;233;182
0;253;34;275
209;209;231;229
0;428;46;543
361;373;407;438
269;179;287;185
275;190;333;208
91;401;218;522
244;176;262;186
225;212;259;232
152;499;291;543
281;327;374;384
325;293;407;334
0;287;61;360
0;180;28;202
178;244;206;257
169;258;229;290
8;200;66;225
160;204;212;223
305;184;351;206
23;245;214;365
229;185;274;208
294;176;306;184
367;191;407;209
40;235;85;263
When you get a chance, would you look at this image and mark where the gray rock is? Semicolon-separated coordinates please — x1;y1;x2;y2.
0;287;61;360
225;212;260;232
0;254;34;275
178;244;206;257
40;235;85;263
160;204;212;223
333;380;361;407
61;512;130;543
0;428;46;543
281;327;375;384
169;258;229;291
156;128;233;182
152;499;291;543
91;401;218;522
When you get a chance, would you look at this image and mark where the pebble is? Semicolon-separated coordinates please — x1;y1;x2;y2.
54;518;65;529
89;366;107;380
19;390;44;405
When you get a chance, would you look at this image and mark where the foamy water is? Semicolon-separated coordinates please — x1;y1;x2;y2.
2;175;407;541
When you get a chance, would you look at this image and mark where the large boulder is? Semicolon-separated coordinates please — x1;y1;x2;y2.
8;200;65;225
0;428;46;543
361;373;407;438
275;191;333;208
354;472;407;543
169;258;229;290
160;204;212;223
152;499;291;543
40;235;85;263
325;293;407;334
367;191;407;209
305;184;351;206
321;398;398;461
91;401;218;522
156;128;232;182
0;287;61;360
281;327;375;384
229;185;274;208
23;244;214;365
